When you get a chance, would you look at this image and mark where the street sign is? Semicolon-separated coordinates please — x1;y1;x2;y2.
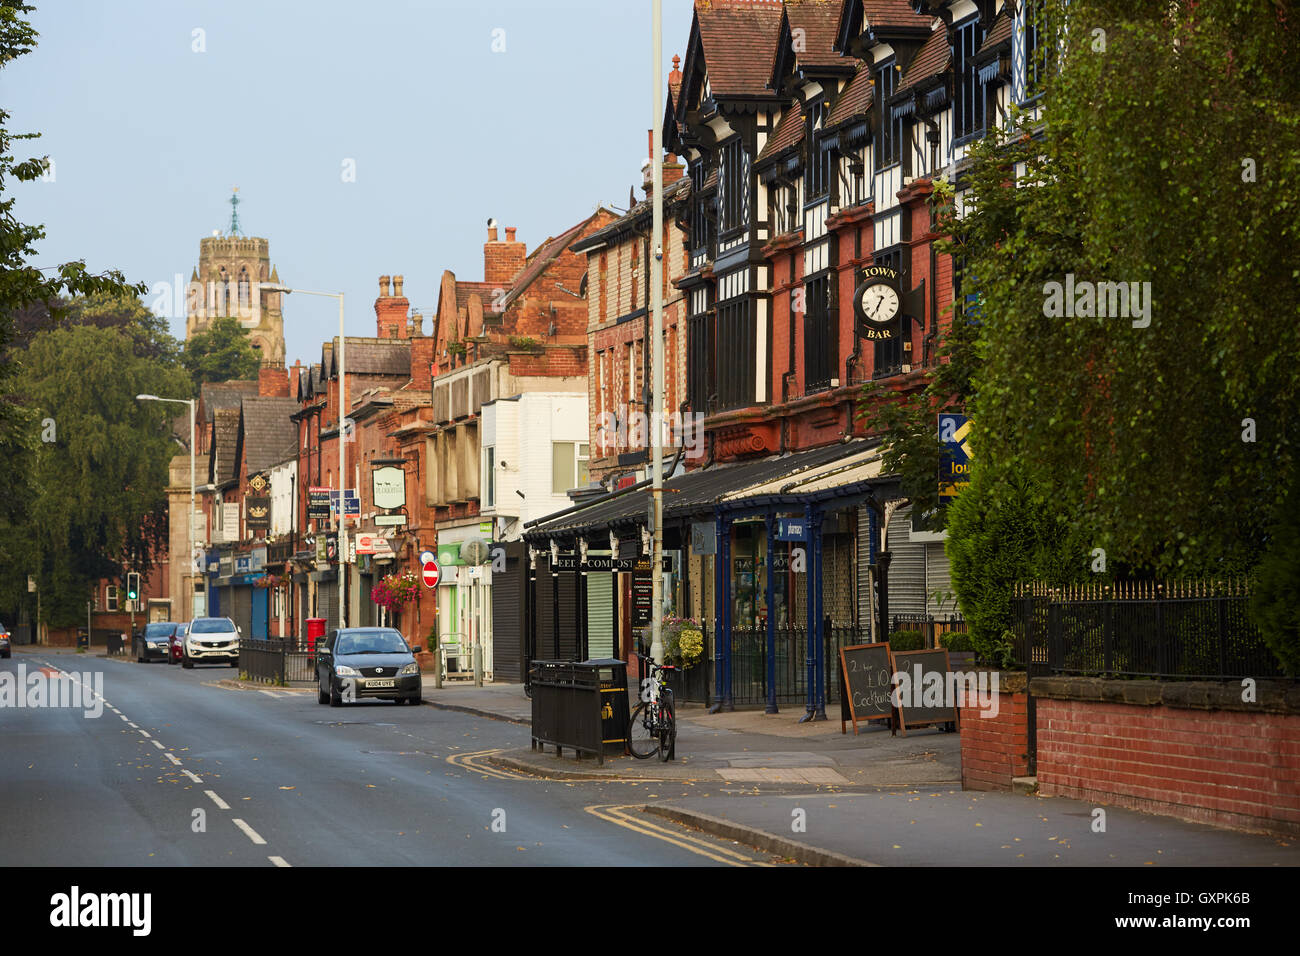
422;559;441;588
418;549;435;566
329;489;360;516
775;517;808;541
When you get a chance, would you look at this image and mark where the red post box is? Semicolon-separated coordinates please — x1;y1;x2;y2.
306;617;326;655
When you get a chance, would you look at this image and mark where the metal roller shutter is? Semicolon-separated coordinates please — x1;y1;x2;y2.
491;543;524;683
230;586;253;638
586;572;614;659
534;559;555;660
886;507;928;616
556;570;579;661
318;585;338;633
925;543;954;615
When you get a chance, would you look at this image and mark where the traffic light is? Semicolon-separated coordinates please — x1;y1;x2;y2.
126;572;140;604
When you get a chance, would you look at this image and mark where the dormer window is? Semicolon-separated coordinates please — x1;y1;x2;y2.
805;100;832;201
719;138;748;235
875;60;901;170
953;16;985;141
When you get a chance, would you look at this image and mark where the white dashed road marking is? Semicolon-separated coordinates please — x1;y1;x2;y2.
151;740;165;750
182;770;203;783
268;856;290;868
164;753;181;765
232;819;266;845
205;791;230;810
138;730;151;738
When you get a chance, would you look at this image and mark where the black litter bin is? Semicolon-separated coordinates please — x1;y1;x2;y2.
76;628;89;651
530;658;631;765
583;658;630;755
106;633;123;656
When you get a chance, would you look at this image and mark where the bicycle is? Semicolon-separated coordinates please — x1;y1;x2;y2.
628;656;676;762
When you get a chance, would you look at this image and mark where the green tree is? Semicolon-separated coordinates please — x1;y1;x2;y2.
22;322;191;626
181;315;261;391
0;1;145;620
955;1;1300;579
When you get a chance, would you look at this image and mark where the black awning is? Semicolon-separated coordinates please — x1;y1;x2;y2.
523;440;879;543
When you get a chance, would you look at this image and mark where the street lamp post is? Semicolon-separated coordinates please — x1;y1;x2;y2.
136;394;198;619
260;284;348;629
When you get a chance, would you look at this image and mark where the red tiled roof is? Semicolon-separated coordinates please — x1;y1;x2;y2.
695;0;785;98
979;10;1012;56
826;61;874;128
783;0;843;70
756;100;804;164
455;281;497;311
499;213;603;311
898;24;949;93
862;0;933;31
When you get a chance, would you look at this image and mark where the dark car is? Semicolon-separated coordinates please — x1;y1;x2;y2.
169;623;189;665
0;623;10;659
134;621;176;663
316;627;423;707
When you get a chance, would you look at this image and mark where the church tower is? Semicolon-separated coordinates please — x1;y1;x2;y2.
185;189;287;366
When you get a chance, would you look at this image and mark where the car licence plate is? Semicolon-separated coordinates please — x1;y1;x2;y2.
367;679;395;688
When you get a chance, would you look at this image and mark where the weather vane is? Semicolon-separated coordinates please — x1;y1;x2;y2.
228;186;241;236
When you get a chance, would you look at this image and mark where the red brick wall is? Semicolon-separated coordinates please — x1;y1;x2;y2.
1038;698;1300;836
258;364;289;397
960;685;1031;791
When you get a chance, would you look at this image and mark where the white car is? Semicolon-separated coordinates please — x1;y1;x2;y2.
182;616;240;668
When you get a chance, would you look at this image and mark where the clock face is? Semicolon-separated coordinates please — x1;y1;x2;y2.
860;282;900;324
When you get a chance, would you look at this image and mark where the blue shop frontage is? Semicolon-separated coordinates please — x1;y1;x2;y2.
520;438;930;716
205;544;269;639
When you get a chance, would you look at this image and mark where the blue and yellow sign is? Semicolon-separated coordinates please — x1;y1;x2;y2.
938;413;972;502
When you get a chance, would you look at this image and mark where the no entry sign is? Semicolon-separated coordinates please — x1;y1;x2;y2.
422;559;441;588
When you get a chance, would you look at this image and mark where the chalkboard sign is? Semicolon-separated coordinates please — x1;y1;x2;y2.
891;648;960;735
839;643;895;735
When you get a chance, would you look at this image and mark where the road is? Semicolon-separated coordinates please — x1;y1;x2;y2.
0;650;787;867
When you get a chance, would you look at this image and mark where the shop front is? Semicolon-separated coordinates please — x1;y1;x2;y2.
524;439;891;715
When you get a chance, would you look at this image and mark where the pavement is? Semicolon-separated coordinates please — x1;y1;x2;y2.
414;675;963;789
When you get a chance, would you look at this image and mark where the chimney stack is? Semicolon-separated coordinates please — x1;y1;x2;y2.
258;362;290;398
374;272;410;339
484;223;526;287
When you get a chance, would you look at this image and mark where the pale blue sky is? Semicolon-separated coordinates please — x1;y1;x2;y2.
7;0;695;365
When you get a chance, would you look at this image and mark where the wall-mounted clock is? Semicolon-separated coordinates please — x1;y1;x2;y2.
853;265;905;339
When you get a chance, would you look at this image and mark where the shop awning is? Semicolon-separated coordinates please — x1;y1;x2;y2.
717;446;887;508
523;439;890;542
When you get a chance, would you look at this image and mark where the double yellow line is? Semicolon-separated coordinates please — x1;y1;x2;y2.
446;748;523;781
585;804;774;867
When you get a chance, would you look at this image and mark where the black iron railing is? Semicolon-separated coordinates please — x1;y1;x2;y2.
239;639;317;686
699;622;868;707
889;613;969;649
1010;582;1281;681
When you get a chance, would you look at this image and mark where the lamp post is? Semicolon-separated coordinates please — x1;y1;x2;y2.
136;394;199;619
260;284;348;629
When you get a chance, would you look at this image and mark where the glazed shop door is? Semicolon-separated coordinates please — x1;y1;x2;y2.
459;572;492;680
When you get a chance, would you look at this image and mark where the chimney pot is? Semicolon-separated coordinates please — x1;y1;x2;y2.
506;227;517;243
379;275;391;297
393;275;404;297
488;225;498;241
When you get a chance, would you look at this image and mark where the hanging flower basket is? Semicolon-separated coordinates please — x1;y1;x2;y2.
371;570;419;612
638;616;705;670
